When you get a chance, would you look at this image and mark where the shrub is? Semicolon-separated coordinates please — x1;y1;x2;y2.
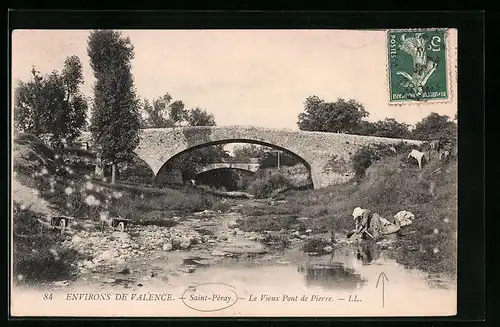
247;171;293;199
352;146;377;177
324;154;350;175
12;202;83;283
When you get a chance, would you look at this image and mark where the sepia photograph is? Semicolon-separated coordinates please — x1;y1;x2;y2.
10;28;458;317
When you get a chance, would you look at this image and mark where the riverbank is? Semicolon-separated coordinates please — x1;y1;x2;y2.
232;157;458;277
12;132;456;287
13;205;455;294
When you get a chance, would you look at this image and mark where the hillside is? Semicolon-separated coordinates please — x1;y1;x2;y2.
235;150;458;276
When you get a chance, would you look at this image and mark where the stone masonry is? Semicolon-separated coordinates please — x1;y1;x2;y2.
132;126;422;189
194;162;260;175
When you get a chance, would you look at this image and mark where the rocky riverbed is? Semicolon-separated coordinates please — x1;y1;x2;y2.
36;205;448;294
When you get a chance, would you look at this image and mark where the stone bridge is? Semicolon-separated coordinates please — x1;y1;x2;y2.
131;125;422;189
195;162;260;175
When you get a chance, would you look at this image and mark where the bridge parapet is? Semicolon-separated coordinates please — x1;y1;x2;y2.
80;126;423;189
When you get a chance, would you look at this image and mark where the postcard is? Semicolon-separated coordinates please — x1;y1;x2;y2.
10;28;458;317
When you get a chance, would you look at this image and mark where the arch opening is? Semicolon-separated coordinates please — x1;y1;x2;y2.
154;139;314;189
194;167;256;192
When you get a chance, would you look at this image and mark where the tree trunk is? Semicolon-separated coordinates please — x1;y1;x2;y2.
95;153;104;178
111;163;117;184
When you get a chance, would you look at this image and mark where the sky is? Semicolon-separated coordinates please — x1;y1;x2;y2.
11;29;458;131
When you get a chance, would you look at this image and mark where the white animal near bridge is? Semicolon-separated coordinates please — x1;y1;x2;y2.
407;149;427;170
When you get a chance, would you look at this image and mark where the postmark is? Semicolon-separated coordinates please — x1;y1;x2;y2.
387;28;449;104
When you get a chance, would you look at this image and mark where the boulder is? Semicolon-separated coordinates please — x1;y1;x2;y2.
180;238;191;249
162;243;173;251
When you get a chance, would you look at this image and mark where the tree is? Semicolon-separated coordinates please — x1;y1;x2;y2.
140;93;188;128
231;144;300;168
176;107;228;177
297;96;369;133
169;100;188;126
13;57;88;149
151;103;229;184
186;107;216;126
232;144;265;162
353;120;377;136
370;118;411;139
258;151;301;168
87;30;141;184
142;94;172;128
412;112;457;142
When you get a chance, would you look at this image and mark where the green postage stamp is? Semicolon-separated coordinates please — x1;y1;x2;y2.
387;28;449;104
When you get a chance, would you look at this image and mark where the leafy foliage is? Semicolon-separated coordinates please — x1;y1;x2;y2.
87;30;141;169
231;144;265;162
186;107;216;126
142;98;229;184
369;118;411;138
246;171;293;199
352;146;377;177
14;57;88;149
297;96;369;133
141;93;187;128
12;202;83;283
411;112;457;143
231;144;301;168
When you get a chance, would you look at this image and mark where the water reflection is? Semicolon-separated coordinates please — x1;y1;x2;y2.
297;262;366;291
356;240;379;264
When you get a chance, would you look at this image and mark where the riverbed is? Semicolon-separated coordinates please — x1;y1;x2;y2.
11;208;457;317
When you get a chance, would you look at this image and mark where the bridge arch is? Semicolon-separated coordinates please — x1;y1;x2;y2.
155;138;313;186
194;163;260;175
133;126;423;189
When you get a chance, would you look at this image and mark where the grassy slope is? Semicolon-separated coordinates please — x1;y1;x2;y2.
12;132;457;278
11;133;221;282
237;155;457;276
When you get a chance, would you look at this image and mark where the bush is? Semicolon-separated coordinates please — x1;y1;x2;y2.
247;171;293;199
12;202;83;283
352;146;377;177
351;142;417;177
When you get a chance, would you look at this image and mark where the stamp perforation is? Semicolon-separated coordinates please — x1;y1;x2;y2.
386;28;456;106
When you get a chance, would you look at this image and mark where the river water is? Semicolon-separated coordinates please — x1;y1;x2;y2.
11;211;457;317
